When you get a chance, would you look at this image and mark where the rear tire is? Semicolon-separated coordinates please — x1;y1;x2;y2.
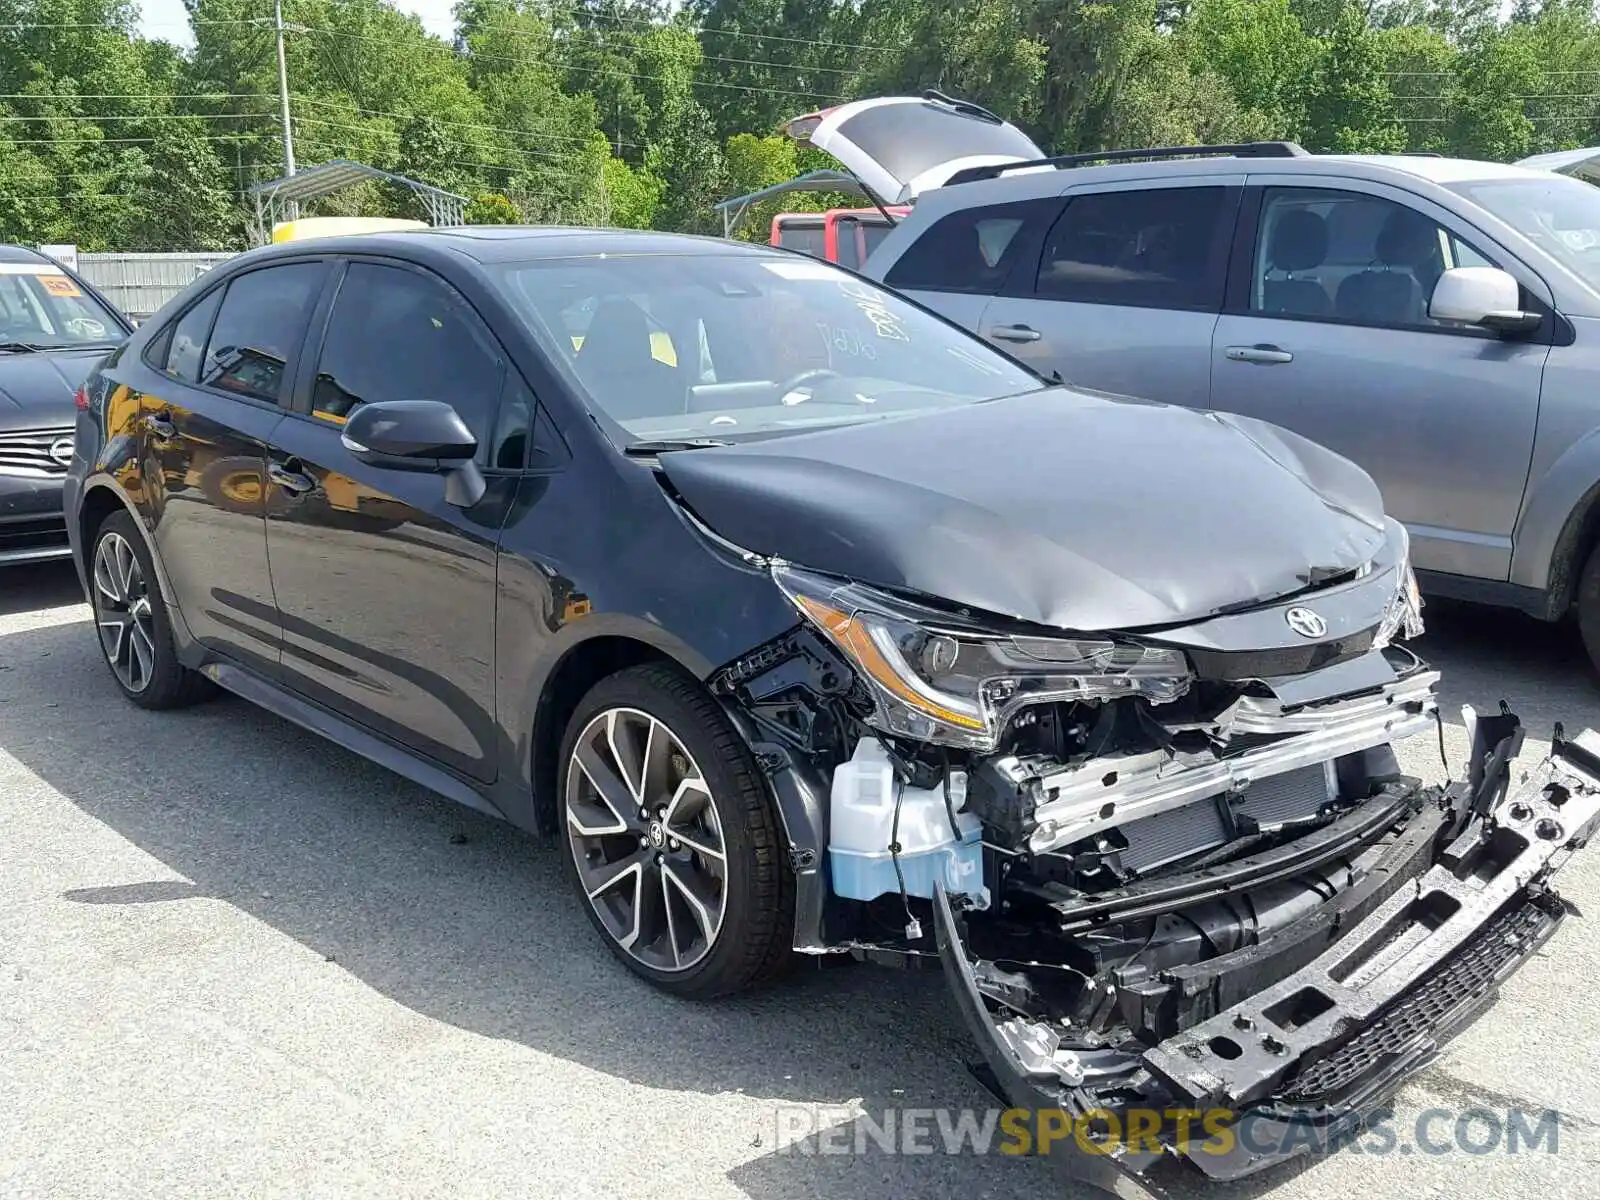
88;511;213;710
558;663;794;998
1578;544;1600;677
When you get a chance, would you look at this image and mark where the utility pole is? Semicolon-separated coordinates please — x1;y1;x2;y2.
274;0;298;219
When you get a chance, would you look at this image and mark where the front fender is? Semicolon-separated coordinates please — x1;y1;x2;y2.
508;612;719;796
1510;426;1600;614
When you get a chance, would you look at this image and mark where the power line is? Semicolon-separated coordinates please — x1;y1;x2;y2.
305;0;900;56
461;13;865;77
0;92;272;100
293;113;591;169
302;25;848;103
6;132;266;146
292;95;636;148
0;111;271;122
0;18;259;30
560;7;899;55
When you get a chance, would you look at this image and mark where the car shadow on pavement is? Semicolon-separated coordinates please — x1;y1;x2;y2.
3;575;1597;1200
0;611;1078;1200
0;560;82;616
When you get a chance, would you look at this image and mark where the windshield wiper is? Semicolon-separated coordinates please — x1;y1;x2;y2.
623;437;734;455
0;340;49;353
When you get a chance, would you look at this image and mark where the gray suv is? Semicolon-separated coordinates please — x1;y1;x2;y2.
789;96;1600;666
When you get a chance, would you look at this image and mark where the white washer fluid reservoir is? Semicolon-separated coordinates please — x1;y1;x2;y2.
828;738;988;907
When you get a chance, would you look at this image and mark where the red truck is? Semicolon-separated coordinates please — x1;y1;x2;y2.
714;166;910;268
767;207;906;270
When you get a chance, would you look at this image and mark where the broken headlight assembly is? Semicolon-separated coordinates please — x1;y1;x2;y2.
1372;527;1425;650
773;564;1191;751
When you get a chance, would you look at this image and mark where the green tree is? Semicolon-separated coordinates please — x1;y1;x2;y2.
1185;0;1316;137
635;24;726;231
600;154;666;228
1448;23;1540;159
1373;21;1458;152
1302;3;1406;151
465;191;521;222
849;0;1044;133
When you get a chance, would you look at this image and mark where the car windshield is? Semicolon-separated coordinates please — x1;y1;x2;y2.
488;252;1044;445
0;265;122;348
1450;175;1600;294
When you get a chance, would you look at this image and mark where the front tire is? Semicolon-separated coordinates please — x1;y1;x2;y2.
88;511;213;709
559;663;794;998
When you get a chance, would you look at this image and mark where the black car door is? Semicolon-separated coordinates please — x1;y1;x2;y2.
263;257;523;783
132;259;328;676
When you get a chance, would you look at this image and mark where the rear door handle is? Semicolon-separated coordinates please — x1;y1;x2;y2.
144;411;177;439
989;324;1042;344
1224;344;1294;365
267;459;316;496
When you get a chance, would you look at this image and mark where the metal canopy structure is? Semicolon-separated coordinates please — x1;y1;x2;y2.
246;159;469;245
713;169;870;238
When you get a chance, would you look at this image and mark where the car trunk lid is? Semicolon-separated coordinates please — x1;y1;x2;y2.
1516;146;1600;186
782;93;1049;205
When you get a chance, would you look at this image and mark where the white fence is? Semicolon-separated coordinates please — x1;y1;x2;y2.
76;252;238;320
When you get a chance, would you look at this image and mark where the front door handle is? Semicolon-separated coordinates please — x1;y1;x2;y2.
990;324;1042;344
144;411;177;439
1224;344;1294;365
267;459;316;496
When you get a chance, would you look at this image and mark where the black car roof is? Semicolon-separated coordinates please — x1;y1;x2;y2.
242;226;787;266
0;243;52;265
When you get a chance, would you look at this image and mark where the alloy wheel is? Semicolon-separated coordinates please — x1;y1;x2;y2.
92;531;157;694
564;707;728;973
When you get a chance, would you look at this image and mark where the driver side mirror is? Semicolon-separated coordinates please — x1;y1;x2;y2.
340;399;486;508
1429;266;1542;335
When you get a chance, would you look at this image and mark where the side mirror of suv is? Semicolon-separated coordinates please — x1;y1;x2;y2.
1429;266;1542;335
340;399;486;508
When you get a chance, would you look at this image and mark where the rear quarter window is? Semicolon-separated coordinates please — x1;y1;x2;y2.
884;198;1059;295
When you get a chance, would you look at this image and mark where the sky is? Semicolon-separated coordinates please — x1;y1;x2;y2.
135;0;459;47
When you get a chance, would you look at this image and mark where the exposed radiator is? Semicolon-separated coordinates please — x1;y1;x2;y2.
1114;763;1335;874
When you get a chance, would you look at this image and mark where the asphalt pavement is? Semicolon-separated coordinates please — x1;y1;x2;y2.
3;560;1599;1199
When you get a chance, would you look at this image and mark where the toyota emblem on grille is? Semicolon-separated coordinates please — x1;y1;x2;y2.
48;436;74;467
1285;606;1327;639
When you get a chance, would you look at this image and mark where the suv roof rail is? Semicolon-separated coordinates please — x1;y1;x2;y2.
944;141;1310;187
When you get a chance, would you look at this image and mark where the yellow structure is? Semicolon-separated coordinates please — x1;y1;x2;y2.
270;216;428;243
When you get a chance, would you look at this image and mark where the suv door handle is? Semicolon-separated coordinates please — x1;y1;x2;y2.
1224;344;1294;365
267;459;316;496
144;411;177;439
990;324;1042;343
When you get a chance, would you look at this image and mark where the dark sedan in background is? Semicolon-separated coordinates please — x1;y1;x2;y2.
0;244;131;565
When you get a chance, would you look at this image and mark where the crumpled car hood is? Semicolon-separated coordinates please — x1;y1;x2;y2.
657;387;1389;632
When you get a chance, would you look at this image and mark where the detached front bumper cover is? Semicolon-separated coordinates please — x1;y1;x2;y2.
935;725;1600;1196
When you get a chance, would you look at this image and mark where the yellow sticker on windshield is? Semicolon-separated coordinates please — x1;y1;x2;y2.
39;274;82;298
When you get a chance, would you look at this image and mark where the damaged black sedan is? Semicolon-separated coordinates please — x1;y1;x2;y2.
65;228;1598;1196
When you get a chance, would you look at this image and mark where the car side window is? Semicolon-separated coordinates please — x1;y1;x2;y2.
884;199;1057;294
198;264;324;403
490;370;540;470
1034;186;1231;310
160;288;223;383
1251;187;1493;330
311;262;504;466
